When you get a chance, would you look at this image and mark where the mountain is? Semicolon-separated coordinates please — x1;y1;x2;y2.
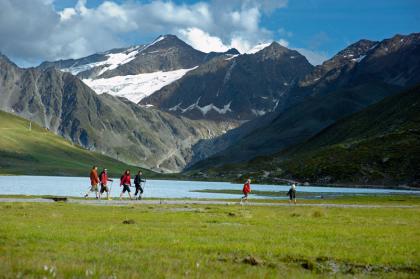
39;35;239;103
140;42;314;120
192;85;420;187
0;54;236;173
288;33;420;106
187;33;420;170
0;110;144;177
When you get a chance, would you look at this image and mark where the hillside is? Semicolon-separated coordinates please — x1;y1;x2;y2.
189;85;420;187
188;33;420;170
0;54;236;173
140;42;313;120
0;110;153;177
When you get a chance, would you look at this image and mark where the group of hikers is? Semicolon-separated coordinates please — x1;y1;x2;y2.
85;166;298;203
85;166;146;200
240;179;297;204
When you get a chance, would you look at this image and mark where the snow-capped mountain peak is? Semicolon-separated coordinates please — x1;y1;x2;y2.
246;42;272;54
41;34;237;104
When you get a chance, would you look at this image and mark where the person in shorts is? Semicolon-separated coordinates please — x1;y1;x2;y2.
85;166;99;199
99;168;113;200
119;169;133;200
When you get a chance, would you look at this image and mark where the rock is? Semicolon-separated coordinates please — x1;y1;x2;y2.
243;256;263;266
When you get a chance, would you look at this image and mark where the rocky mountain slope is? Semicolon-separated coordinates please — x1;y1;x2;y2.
0;53;236;172
140;42;314;120
39;35;239;103
187;33;420;170
191;85;420;186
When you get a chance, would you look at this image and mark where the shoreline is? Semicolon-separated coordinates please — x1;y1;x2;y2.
0;174;420;192
1;174;419;191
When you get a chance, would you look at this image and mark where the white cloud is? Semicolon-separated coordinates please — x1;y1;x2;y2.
0;0;292;66
178;27;290;54
178;28;228;53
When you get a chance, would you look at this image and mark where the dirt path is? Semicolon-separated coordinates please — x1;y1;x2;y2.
0;198;417;208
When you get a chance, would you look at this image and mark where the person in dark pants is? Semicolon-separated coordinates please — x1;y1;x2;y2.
134;170;146;200
287;184;297;204
240;179;251;204
99;168;113;200
120;170;132;200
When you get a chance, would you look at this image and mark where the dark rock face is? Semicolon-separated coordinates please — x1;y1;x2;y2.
140;42;314;120
0;55;236;172
187;33;420;170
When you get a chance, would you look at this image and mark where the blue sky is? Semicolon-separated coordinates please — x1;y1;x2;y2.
1;0;419;66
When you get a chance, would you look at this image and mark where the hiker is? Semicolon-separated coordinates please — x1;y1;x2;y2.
240;179;251;204
99;168;113;200
85;166;99;199
287;184;297;204
134;170;146;200
120;169;133;200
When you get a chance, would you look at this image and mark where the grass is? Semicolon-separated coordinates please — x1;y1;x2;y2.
0;201;419;278
191;189;420;202
0;110;155;178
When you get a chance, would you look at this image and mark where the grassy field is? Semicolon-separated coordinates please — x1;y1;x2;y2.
0;200;419;278
0;110;155;177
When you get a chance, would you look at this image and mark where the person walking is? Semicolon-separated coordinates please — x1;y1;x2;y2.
99;168;113;200
287;184;297;204
134;170;146;200
240;179;252;204
120;170;133;200
85;166;99;199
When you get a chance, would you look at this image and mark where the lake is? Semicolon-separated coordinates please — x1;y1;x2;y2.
0;176;418;200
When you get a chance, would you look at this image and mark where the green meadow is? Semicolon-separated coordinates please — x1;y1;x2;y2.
0;110;152;177
0;199;419;278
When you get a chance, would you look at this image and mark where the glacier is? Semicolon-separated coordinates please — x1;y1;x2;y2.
83;67;197;103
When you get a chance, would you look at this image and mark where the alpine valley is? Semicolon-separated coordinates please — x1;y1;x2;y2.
1;33;419;186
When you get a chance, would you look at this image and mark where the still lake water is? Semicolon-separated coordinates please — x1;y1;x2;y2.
0;176;418;200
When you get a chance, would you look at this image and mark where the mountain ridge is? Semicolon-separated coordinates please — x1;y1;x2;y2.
187;32;420;171
0;54;237;172
140;41;314;120
196;84;420;187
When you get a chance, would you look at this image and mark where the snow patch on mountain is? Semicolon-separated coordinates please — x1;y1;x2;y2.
251;109;267;116
61;36;168;77
61;47;141;76
169;99;232;116
352;55;367;63
247;43;271;54
96;48;140;76
225;54;239;61
83;67;197;103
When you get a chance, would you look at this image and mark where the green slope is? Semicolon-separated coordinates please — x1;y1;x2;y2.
277;85;420;185
189;85;420;187
0;110;153;177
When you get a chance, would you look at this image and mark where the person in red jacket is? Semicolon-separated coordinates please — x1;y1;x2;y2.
99;168;113;200
119;169;133;200
240;179;252;204
84;166;99;199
